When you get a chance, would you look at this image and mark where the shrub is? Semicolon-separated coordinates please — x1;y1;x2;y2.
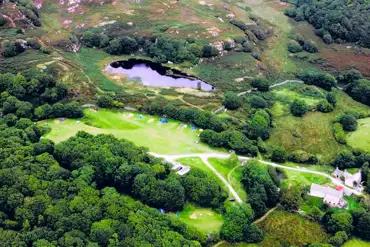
252;78;270;92
345;79;370;106
316;100;334;113
26;38;41;50
242;42;253;52
339;114;357;131
337;69;363;85
328;231;348;247
223;91;242;110
332;123;346;144
97;95;114;108
1;40;18;57
251;96;267;109
302;40;318;53
323;33;333;44
288;150;318;164
298;70;336;90
290;99;308;117
203;45;219;57
287;40;303;53
326;92;337;106
271;146;287;163
284;8;297;17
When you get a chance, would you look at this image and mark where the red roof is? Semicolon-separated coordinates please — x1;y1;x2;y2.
336;186;344;191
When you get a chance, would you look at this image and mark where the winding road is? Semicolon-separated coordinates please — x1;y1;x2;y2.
150;152;363;204
214;79;304;113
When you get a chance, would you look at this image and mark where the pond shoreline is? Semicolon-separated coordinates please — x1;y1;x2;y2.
108;58;215;91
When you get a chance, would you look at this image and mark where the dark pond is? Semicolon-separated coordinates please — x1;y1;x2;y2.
104;59;215;91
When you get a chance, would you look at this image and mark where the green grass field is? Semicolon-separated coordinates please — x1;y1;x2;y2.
257;210;328;247
41;109;216;154
342;238;370;247
347;117;370;152
178;204;224;234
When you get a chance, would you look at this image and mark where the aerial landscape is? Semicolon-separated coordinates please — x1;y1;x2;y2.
0;0;370;246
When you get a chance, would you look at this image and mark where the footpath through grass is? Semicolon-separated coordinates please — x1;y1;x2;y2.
41;109;216;154
208;158;247;202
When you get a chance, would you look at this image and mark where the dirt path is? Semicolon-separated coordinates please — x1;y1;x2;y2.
201;156;243;203
149;152;363;197
177;96;204;111
227;165;239;184
253;206;278;224
150;152;243;203
212;240;226;247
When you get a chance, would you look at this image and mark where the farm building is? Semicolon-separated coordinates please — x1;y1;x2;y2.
332;167;362;188
308;183;347;208
172;162;190;176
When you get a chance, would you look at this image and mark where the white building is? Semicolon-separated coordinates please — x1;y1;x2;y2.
172;162;190;176
332;167;362;188
309;183;346;208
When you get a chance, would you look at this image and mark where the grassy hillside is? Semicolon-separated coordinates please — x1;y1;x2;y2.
257;210;328;247
268;87;370;163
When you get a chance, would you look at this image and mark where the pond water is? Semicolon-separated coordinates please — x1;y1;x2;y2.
104;59;215;91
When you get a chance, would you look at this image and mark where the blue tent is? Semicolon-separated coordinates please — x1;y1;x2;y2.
138;115;143;119
159;118;168;123
191;125;197;131
176;212;179;217
158;208;165;214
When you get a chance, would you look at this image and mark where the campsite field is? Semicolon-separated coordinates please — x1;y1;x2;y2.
41;109;216;154
347;117;370;152
178;204;224;234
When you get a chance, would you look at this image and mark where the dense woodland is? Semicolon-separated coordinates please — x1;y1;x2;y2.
285;0;370;48
0;128;208;246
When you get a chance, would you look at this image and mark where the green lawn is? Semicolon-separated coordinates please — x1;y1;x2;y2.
344;196;361;211
342;238;370;247
41;109;216;154
280;168;331;190
347;117;370;152
279;162;332;190
257;210;328;247
177;204;224;234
